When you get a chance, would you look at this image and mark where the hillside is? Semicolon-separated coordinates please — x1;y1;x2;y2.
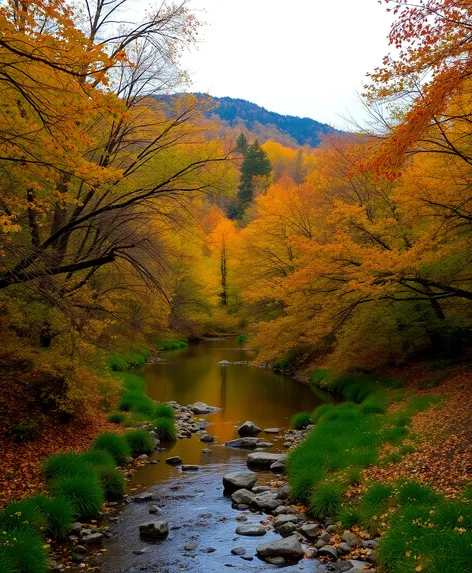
198;94;339;147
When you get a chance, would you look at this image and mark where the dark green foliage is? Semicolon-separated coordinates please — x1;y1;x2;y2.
291;412;312;430
93;432;131;464
363;482;394;508
50;474;104;520
400;444;416;455
236;133;249;155
12;420;38;444
346;466;363;485
338;505;363;529
397;480;440;506
154;403;175;419
33;496;75;540
43;452;95;481
309;368;334;387
311;403;335;423
0;526;49;573
108;347;150;371
125;430;154;456
155;339;187;351
81;449;116;468
360;392;388;414
96;466;125;500
235;334;248;345
107;412;126;424
119;391;143;412
0;499;46;532
232;140;272;219
120;374;146;393
309;482;345;518
154;417;176;441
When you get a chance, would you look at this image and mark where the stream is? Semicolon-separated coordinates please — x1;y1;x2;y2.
99;338;323;572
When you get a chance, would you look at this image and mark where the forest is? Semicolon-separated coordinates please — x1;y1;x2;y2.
0;1;471;572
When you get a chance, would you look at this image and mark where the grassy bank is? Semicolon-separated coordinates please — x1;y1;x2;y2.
288;372;472;572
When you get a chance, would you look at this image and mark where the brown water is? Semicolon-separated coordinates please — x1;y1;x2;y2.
100;338;324;572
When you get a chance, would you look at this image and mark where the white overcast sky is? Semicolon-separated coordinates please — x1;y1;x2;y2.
177;0;395;128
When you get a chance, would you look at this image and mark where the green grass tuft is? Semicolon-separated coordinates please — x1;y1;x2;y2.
93;432;131;464
125;429;154;456
43;452;95;481
0;499;47;532
397;480;440;506
309;481;345;518
49;474;104;520
155;339;187;351
81;449;116;468
0;526;49;573
33;496;75;540
235;334;248;345
291;412;312;430
154;402;175;419
96;466;125;500
338;505;363;529
155;417;176;441
107;412;126;424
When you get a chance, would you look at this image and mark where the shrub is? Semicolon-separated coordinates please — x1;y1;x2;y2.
12;420;39;444
0;499;46;532
43;452;95;481
235;334;248;345
154;417;176;441
0;526;49;573
50;474;104;520
97;466;125;500
309;482;345;518
34;496;75;539
397;480;440;506
125;430;154;456
81;449;116;468
93;432;131;464
154;403;175;419
291;412;312;430
338;505;362;528
107;412;126;424
155;339;187;351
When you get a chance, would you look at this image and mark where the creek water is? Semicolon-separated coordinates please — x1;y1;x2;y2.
100;338;323;572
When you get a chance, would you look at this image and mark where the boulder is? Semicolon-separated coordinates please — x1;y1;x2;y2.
165;456;182;465
317;545;338;559
225;437;261;450
256;535;304;561
277;522;297;537
231;489;256;505
235;524;266;536
231;547;246;556
273;514;303;529
342;532;360;548
223;471;257;493
252;492;282;512
139;521;169;540
200;434;215;443
81;533;103;546
247;452;287;468
238;421;262;436
270;460;285;473
299;523;321;538
191;402;220;415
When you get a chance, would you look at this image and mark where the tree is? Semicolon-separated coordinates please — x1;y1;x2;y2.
236;133;249;156
231;140;272;219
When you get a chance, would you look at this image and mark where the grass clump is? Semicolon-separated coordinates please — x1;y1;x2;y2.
0;499;47;532
96;466;125;500
50;474;104;520
93;432;131;464
400;444;416;455
107;412;126;424
397;480;440;506
43;452;95;481
81;449;116;468
108;347;150;371
125;429;154;456
154;402;175;419
33;496;75;540
291;412;312;430
155;339;187;351
0;526;49;573
338;505;363;529
155;417;176;441
309;481;346;518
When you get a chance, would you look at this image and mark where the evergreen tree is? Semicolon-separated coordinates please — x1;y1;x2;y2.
231;140;272;219
236;133;249;156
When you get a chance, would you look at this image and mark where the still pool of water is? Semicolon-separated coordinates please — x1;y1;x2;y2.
100;338;324;572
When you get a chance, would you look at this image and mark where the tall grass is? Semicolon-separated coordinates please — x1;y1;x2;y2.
155;417;176;441
155;339;187;351
125;429;154;455
108;346;150;371
93;432;131;464
50;474;105;520
291;412;312;430
0;526;49;573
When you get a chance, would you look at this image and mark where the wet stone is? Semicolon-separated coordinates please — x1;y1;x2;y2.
182;465;200;471
165;456;182;465
235;525;267;536
231;547;246;555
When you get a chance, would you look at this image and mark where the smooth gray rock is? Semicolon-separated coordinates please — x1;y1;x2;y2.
247;452;287;468
181;465;199;471
137;454;148;461
273;514;303;529
200;434;215;443
264;428;280;434
252;486;271;493
252;492;281;512
317;545;338;558
223;471;257;493
81;533;103;546
299;523;321;538
342;532;360;548
256;535;304;561
225;437;261;450
148;504;160;514
268;557;286;565
231;547;246;555
191;402;220;414
238;421;262;436
277;522;297;537
337;542;351;555
69;523;82;535
231;489;256;505
235;524;266;536
139;521;169;539
361;539;379;549
270;460;285;472
349;559;372;569
134;492;154;502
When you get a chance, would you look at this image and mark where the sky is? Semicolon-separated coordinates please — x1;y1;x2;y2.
179;0;395;128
